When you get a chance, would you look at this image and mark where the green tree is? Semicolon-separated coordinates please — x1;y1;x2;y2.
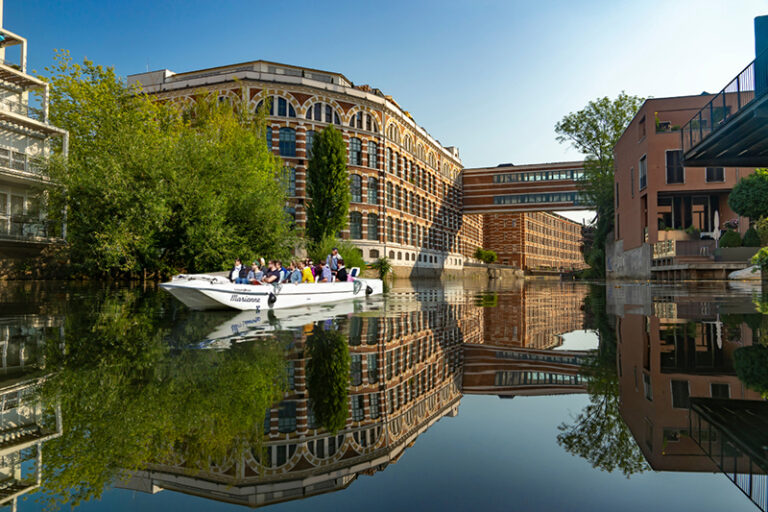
305;126;350;245
38;288;287;508
557;285;649;477
305;324;350;433
555;92;644;277
38;51;292;277
728;168;768;220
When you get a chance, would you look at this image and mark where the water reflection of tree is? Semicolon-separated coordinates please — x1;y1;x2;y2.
305;323;350;433
557;285;649;477
734;295;768;397
38;288;287;509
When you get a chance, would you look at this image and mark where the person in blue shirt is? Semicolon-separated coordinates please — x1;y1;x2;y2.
289;261;302;283
326;247;340;276
246;261;263;283
318;260;332;282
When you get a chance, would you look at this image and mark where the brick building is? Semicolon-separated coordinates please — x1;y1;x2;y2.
609;95;755;279
482;211;585;271
128;61;481;273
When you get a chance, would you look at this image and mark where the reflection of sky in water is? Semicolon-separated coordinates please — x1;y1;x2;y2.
554;329;599;351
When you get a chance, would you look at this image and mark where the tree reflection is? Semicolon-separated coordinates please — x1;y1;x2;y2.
305;323;350;433
38;288;287;509
557;285;649;477
734;296;768;397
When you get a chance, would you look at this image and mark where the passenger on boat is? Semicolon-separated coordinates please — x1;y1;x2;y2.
290;261;302;283
335;258;348;282
247;261;263;284
230;258;249;284
298;260;315;283
275;261;288;283
262;261;281;284
306;259;316;278
326;248;340;276
317;260;332;282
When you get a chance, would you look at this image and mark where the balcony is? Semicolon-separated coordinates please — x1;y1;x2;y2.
0;217;64;245
681;49;768;166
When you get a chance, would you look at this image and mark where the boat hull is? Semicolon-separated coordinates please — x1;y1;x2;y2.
160;274;384;311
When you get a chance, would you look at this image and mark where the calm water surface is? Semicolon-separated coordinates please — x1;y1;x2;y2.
1;278;767;511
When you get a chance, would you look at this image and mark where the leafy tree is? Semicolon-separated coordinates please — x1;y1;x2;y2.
308;235;365;271
558;285;649;477
728;168;768;220
734;345;768;398
755;217;768;245
305;324;350;433
38;51;293;277
37;288;288;508
305;126;350;245
474;247;498;264
555;92;644;277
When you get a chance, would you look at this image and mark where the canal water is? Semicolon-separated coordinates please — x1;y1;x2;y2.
0;279;766;511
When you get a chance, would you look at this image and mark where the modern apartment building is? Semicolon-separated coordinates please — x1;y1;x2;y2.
128;61;481;273
0;6;68;263
609;95;754;279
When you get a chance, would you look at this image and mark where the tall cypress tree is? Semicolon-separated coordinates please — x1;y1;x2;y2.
305;125;350;244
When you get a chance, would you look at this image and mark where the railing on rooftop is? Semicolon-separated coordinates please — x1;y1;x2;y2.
681;49;768;154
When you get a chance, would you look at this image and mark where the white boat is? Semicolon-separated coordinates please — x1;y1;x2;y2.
728;265;761;280
160;272;384;311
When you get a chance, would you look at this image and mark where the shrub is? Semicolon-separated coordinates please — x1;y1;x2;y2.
752;247;768;270
473;248;498;264
743;227;762;247
755;217;768;245
719;230;742;248
370;257;392;281
728;168;768;220
308;236;365;271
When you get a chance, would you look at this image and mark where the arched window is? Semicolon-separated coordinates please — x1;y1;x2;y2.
416;144;424;161
266;126;273;149
350;174;362;203
404;135;412;153
350;211;363;239
257;96;296;117
387;123;400;143
367;141;378;168
428;152;436;169
366;114;378;132
305;130;316;158
349;137;362;165
367;213;379;240
350;111;363;129
279;127;296;156
367;177;379;204
306;102;340;124
386;182;393;208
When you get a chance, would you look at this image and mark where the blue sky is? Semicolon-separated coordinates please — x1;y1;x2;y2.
6;0;767;221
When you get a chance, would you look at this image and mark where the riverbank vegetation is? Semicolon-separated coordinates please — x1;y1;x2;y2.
39;51;296;279
555;93;644;278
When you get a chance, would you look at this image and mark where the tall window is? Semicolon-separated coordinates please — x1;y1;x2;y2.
706;167;724;182
365;113;378;132
278;402;297;433
367;177;378;204
350;111;363;129
305;130;316;158
266;126;272;149
386;182;393;207
666;150;684;184
387;123;399;143
350;211;362;239
396;186;401;210
367;213;379;240
368;141;378;168
349;137;362;165
351;354;362;386
639;155;647;190
387;216;393;240
350;174;362;202
279;127;296;156
351;395;365;421
284;167;296;197
367;354;378;384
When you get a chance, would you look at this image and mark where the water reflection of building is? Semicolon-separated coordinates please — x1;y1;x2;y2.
120;283;594;507
482;283;587;349
616;299;762;473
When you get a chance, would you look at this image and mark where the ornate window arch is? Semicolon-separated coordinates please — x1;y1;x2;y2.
256;95;297;117
349;110;380;133
403;134;413;153
387;123;400;144
306;102;341;124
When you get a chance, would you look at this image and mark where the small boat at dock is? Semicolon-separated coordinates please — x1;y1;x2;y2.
160;273;384;311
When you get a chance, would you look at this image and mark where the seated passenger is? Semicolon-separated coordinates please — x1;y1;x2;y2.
299;260;314;283
262;261;281;284
335;258;349;282
317;260;332;283
230;258;249;284
247;261;263;284
289;262;302;283
275;261;288;283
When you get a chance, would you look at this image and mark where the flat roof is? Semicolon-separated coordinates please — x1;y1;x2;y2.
464;160;585;173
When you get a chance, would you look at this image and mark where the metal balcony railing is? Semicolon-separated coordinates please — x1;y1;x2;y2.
0;217;63;242
653;239;715;260
0;98;43;122
682;48;768;154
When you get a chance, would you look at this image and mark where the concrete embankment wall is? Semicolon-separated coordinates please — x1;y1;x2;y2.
606;238;651;280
